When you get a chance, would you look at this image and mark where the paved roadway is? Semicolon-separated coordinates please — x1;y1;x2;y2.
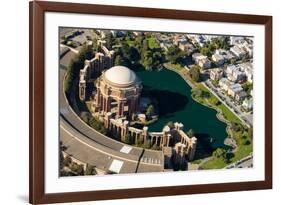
59;50;164;174
225;154;253;169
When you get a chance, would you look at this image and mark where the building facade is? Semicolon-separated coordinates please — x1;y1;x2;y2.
93;66;142;119
79;40;115;101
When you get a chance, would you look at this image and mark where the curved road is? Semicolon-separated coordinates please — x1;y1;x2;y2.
59;50;164;174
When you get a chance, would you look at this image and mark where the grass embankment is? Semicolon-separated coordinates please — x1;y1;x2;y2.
191;84;252;169
164;63;252;169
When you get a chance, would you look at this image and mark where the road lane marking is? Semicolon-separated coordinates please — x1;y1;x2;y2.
120;146;132;154
60;124;162;167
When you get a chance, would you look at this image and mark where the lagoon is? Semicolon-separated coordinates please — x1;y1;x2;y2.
136;68;228;159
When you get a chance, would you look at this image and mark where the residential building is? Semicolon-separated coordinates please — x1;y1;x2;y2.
239;62;253;83
210;68;223;81
230;45;246;59
229;69;246;83
219;78;233;91
215;49;235;61
227;84;243;98
229;36;245;46
225;65;238;76
179;42;195;54
192;53;211;69
242;98;253;111
212;53;225;66
235;91;248;102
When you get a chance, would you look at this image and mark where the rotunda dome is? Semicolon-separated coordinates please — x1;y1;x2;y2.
104;66;136;87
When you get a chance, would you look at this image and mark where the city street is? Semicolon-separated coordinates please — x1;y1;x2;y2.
204;80;253;127
225;154;253;169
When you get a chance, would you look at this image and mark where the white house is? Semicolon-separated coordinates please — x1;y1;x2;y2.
242;98;253;111
235;91;248;102
210;68;223;81
230;45;246;59
230;69;246;82
219;78;233;91
212;53;224;66
227;84;243;98
192;53;211;69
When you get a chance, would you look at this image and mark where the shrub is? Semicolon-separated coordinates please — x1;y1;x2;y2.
63;155;72;167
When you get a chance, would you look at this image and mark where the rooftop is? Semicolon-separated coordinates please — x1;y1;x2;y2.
105;66;137;87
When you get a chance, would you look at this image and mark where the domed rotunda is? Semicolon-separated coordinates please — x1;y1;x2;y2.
93;66;142;118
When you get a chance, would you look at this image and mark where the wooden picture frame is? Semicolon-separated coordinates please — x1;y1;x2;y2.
29;1;272;204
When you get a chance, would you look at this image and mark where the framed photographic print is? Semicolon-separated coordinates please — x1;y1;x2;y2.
29;1;272;204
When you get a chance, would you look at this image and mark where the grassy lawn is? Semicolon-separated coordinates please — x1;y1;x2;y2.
200;157;226;169
201;131;252;169
190;83;253;169
217;104;242;124
165;62;184;71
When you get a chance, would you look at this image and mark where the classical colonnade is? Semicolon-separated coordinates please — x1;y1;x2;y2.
104;114;197;160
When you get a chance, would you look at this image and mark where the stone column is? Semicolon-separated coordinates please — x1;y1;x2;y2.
96;88;101;106
105;97;111;113
134;97;139;112
167;135;170;147
107;97;111;112
117;100;122;117
104;97;108;113
189;137;197;160
118;101;124;117
135;132;138;144
160;137;164;148
100;96;104;112
129;99;135;116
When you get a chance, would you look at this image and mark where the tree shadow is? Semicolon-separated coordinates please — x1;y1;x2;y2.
142;85;189;117
193;133;215;160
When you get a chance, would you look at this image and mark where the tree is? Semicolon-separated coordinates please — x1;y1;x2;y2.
85;164;95;175
209;97;220;105
124;133;133;145
143;139;151;149
70;162;84;175
135;35;144;49
142;51;153;70
136;138;143;146
187;129;194;137
146;105;154;117
167;121;175;129
166;45;186;64
63;155;72;167
200;47;211;57
79;43;93;60
114;55;123;66
151;143;159;150
242;82;253;94
128;46;140;63
212;148;226;159
104;31;112;49
224;151;234;163
229;58;236;65
88;116;107;135
243;139;251;145
248;127;253;140
64;43;94;96
189;66;200;82
92;39;98;52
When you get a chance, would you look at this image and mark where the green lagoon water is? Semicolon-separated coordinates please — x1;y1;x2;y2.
136;69;228;159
